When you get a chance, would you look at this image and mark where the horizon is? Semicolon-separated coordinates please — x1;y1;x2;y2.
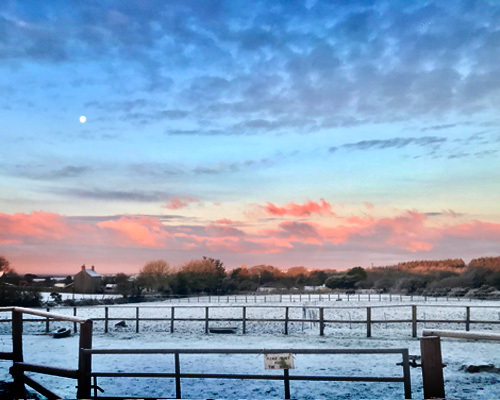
1;1;500;276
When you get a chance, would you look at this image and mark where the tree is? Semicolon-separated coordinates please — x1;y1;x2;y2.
137;259;171;294
178;257;226;294
0;256;13;276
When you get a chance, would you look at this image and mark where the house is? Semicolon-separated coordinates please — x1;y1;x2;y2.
74;265;102;293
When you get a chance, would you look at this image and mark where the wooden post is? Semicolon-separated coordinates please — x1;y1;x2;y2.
77;320;93;399
170;307;175;333
205;307;209;334
174;352;181;399
45;307;50;333
135;307;140;333
420;336;445;399
366;307;371;338
319;307;324;336
104;307;109;334
466;306;470;331
284;369;290;399
284;307;289;335
12;310;25;396
73;307;78;333
412;305;417;338
401;349;412;399
242;307;246;334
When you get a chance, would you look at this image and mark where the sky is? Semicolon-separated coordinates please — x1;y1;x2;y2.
1;0;500;275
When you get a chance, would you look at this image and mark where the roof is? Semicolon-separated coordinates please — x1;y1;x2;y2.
85;269;101;278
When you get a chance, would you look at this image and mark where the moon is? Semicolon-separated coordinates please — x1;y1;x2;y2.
79;116;87;123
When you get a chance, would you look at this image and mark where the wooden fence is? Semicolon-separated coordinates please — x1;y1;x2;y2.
0;307;412;399
12;303;500;338
0;306;93;399
160;293;480;303
420;329;500;399
84;347;412;399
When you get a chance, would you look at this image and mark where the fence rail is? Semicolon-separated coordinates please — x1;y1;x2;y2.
7;303;499;338
419;329;500;399
0;307;93;399
84;347;412;399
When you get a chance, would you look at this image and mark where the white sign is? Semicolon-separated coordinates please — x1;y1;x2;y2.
264;353;294;370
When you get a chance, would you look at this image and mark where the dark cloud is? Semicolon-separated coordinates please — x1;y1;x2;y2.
330;136;446;153
10;165;91;180
421;124;457;132
52;188;171;202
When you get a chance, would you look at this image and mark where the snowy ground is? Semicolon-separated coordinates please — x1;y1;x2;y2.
0;297;499;399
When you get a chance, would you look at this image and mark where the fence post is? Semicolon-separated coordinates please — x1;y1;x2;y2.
77;320;93;399
366;307;371;338
205;307;209;334
401;349;412;399
44;307;50;333
284;307;289;335
420;336;445;399
135;307;140;333
12;310;25;396
284;368;291;399
466;306;470;331
104;307;109;334
319;307;324;336
242;307;246;334
174;352;181;399
170;307;175;333
412;305;417;338
73;307;78;333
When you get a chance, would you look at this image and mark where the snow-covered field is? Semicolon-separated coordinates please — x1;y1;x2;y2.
0;297;499;399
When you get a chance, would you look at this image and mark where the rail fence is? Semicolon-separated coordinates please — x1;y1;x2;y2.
0;307;412;399
419;329;500;399
0;306;93;399
2;304;500;338
161;293;484;303
85;347;412;399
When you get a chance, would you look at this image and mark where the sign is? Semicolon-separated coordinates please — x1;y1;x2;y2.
264;353;294;370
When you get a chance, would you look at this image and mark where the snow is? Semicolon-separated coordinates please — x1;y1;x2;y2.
0;296;499;399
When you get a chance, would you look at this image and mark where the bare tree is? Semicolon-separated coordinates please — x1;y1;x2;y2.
137;259;171;294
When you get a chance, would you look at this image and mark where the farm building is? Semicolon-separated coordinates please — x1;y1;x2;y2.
74;265;102;293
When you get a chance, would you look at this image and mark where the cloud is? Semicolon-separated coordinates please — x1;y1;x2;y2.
7;165;92;181
339;136;446;151
52;188;171;202
2;209;500;269
263;199;336;217
163;196;200;210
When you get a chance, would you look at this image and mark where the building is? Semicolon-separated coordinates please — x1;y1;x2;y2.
74;265;102;293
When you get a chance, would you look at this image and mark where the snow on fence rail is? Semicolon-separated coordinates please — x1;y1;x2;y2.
162;293;486;303
2;303;500;338
0;307;413;399
419;329;500;399
84;347;412;399
0;306;93;398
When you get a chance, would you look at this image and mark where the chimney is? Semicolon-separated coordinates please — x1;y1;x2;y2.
91;265;95;271
81;264;85;271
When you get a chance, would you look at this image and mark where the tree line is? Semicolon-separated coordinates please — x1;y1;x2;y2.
1;254;500;306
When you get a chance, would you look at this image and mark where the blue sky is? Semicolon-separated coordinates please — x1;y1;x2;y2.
1;0;499;274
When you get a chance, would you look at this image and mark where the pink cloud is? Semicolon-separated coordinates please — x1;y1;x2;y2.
97;216;171;247
2;209;500;274
163;196;199;210
263;198;335;217
215;218;235;225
